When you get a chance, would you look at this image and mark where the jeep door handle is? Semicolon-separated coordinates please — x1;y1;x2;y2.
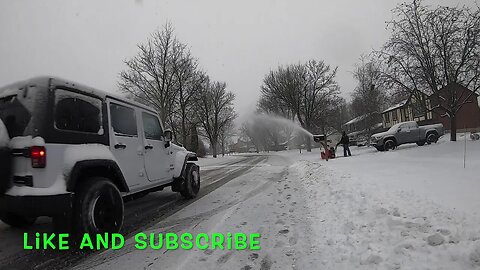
145;145;153;150
114;143;127;149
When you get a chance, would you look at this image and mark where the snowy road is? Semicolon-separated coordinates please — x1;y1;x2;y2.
0;154;269;270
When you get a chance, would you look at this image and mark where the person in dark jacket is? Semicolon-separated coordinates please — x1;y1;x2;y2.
336;131;351;157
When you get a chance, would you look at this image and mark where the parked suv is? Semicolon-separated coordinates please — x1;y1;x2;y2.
370;121;444;151
0;77;200;234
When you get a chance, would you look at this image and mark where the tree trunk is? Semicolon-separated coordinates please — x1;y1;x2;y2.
212;143;218;158
190;125;199;153
221;139;225;156
181;117;187;149
450;115;457;142
305;134;312;152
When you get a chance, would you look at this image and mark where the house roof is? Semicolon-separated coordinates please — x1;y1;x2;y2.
382;99;408;113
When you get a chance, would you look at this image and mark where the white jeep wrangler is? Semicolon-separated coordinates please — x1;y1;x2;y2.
0;77;200;234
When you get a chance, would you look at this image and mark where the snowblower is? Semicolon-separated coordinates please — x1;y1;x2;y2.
313;134;335;160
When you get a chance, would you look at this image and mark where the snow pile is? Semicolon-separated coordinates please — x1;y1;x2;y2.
290;137;480;269
0;119;9;147
8;136;45;148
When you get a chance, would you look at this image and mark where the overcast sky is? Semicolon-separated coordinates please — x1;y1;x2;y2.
0;0;477;121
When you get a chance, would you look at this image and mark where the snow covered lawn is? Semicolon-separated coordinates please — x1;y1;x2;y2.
289;134;480;269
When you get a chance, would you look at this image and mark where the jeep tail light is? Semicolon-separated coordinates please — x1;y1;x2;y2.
30;146;46;168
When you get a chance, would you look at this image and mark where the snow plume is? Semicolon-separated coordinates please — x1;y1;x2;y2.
250;114;313;137
242;113;314;151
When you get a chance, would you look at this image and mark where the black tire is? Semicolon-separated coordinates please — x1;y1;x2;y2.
180;163;200;199
53;213;73;233
74;177;124;235
426;133;438;144
0;212;36;228
0;147;13;195
384;139;396;151
416;141;426;146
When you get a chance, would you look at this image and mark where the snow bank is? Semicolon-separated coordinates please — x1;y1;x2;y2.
0;120;9;147
289;136;480;269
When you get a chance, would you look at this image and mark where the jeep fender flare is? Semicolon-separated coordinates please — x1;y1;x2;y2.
171;153;198;192
66;159;129;193
172;152;198;179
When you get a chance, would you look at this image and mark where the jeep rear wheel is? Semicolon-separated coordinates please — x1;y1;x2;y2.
74;177;124;234
0;212;36;228
180;163;200;199
384;139;396;151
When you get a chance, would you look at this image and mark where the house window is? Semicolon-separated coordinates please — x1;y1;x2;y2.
392;110;397;122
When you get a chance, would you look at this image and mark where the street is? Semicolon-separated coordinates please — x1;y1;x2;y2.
0;155;271;270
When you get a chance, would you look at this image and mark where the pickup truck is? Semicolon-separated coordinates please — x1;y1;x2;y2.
370;121;444;151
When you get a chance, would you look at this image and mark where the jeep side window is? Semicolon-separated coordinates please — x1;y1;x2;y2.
55;89;102;134
110;103;137;136
142;112;163;140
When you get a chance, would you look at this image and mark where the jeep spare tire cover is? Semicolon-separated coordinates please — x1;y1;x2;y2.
0;119;12;195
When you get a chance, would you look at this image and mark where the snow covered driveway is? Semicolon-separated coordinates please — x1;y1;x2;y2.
289;136;480;269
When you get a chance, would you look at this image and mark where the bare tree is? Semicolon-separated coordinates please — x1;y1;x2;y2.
196;80;237;158
119;23;184;125
219;121;235;156
172;51;206;147
378;0;480;141
348;57;389;138
351;57;388;117
260;60;340;151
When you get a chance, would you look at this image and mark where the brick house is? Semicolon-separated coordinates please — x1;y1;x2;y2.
429;83;480;132
381;83;480;132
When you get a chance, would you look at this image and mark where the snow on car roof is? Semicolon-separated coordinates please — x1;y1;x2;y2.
1;76;157;114
0;88;21;99
388;121;417;131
